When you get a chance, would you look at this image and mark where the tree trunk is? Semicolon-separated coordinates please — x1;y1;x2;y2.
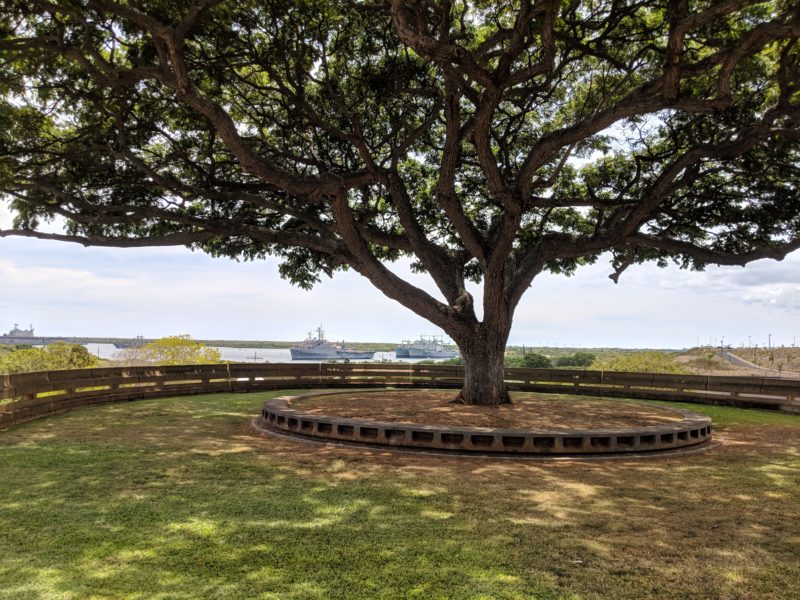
454;327;511;406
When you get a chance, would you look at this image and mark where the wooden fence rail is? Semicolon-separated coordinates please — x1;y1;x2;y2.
1;362;798;429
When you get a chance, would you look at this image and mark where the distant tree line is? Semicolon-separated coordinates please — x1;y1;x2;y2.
507;351;597;369
438;351;597;369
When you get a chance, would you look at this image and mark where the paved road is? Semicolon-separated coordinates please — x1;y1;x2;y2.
719;350;800;378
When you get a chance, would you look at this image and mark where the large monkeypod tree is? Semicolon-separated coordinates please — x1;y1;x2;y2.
1;1;799;404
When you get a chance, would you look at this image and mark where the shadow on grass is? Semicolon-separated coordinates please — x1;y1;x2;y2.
0;392;798;599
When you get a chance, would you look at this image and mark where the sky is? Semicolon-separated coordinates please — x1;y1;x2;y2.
1;203;798;349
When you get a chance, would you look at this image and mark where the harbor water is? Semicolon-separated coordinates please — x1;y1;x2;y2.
83;343;450;364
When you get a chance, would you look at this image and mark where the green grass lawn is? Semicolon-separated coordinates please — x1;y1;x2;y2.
1;391;798;599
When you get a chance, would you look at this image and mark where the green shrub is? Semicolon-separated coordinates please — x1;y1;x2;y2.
518;353;552;368
0;343;99;374
590;351;688;374
555;352;596;367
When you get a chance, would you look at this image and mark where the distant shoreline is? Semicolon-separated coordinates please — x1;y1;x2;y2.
3;336;679;353
0;337;397;352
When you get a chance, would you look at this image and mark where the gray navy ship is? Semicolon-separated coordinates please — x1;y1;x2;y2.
0;323;42;345
290;326;375;360
395;335;459;359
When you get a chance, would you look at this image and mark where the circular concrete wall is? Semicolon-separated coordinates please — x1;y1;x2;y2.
255;391;713;456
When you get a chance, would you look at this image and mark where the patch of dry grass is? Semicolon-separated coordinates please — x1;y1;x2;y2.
677;349;739;374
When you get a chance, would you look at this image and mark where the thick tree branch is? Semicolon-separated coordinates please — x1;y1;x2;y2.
629;234;800;266
386;171;469;307
0;228;217;247
388;0;493;89
330;192;471;333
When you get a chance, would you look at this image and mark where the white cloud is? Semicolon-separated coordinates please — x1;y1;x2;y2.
743;285;800;311
510;251;800;348
0;237;443;341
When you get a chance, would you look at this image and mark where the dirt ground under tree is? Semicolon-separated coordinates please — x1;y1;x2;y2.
291;390;685;429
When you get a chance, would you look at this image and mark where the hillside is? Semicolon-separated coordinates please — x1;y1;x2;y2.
730;347;800;374
675;348;744;375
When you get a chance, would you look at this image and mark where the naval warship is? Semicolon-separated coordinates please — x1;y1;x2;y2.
0;324;42;345
290;326;375;360
394;335;459;359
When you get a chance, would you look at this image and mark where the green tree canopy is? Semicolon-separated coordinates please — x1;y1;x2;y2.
117;335;222;366
591;351;688;374
555;352;596;367
0;343;99;374
519;352;553;369
0;1;798;403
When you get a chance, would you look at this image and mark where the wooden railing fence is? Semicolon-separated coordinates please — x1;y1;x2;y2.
1;362;798;429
